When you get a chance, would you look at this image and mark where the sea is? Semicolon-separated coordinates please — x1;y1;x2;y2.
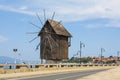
0;56;41;69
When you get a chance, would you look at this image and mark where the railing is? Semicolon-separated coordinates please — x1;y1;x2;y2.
0;63;119;70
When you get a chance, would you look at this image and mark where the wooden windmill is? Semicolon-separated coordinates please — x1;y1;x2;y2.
28;11;72;63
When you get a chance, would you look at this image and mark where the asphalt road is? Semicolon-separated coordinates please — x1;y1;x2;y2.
8;69;108;80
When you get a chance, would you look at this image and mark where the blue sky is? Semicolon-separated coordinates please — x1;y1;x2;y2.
0;0;120;61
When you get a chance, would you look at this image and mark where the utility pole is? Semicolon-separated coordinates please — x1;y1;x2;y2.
100;48;105;64
80;41;85;64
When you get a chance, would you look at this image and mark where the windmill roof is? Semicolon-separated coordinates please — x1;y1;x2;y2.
47;19;72;37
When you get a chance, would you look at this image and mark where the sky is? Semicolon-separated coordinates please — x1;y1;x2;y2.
0;0;120;61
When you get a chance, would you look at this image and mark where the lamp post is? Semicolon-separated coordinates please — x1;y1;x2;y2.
73;54;76;63
13;49;18;64
100;48;105;64
117;51;120;61
18;53;22;63
77;50;80;56
80;41;85;64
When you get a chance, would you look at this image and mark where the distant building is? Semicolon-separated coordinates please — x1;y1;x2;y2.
91;56;118;63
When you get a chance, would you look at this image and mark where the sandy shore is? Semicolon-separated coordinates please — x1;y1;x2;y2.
77;67;120;80
0;66;119;80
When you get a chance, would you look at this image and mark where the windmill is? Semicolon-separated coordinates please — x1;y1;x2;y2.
28;10;72;64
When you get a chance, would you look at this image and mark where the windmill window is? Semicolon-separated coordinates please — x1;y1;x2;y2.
68;38;71;47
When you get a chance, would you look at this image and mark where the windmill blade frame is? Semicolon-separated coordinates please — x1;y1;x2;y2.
29;36;38;43
26;32;39;34
43;9;46;22
36;13;44;26
51;12;55;20
35;42;41;51
28;21;41;29
47;34;59;47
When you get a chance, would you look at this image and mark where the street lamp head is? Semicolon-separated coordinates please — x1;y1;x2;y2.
101;48;105;52
82;44;85;47
117;51;120;53
13;49;18;52
80;42;85;48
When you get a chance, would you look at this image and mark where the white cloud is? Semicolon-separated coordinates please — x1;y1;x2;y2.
1;0;120;21
26;0;120;22
105;20;120;28
19;6;28;10
0;35;8;42
1;0;120;27
0;5;34;16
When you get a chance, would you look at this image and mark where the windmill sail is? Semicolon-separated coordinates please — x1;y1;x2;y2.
28;11;72;63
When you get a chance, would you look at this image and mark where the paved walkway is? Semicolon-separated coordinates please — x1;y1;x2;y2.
77;67;120;80
0;66;118;80
10;69;107;80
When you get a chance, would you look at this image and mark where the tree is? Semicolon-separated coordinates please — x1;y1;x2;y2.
68;57;92;63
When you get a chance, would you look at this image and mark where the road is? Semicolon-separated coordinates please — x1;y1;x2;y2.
8;69;108;80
